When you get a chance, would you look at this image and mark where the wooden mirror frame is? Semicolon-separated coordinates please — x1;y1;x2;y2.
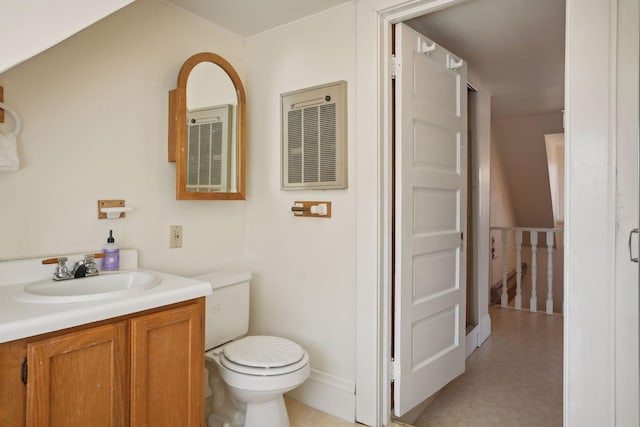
169;52;246;200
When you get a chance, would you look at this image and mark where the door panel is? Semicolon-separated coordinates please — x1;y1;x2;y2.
414;122;459;171
26;322;128;427
413;250;458;298
130;302;204;427
394;22;467;416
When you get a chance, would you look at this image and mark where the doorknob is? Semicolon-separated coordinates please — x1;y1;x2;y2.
628;228;639;262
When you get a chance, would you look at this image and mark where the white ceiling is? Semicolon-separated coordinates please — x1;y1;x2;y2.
407;0;565;118
165;0;352;37
165;0;565;119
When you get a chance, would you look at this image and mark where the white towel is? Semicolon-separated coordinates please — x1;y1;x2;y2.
0;132;19;172
0;102;22;172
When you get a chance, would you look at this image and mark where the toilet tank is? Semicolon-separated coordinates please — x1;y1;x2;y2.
192;270;251;351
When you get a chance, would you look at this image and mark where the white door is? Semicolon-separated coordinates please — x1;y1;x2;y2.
393;22;467;417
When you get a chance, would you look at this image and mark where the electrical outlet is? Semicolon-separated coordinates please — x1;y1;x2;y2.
169;225;183;249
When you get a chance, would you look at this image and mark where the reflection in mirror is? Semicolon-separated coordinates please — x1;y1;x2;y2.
169;52;246;200
186;62;238;193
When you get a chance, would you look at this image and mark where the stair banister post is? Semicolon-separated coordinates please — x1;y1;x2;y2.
546;231;554;315
530;231;538;312
500;229;509;307
515;230;523;310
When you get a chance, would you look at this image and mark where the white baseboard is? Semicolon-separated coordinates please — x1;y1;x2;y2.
478;313;491;345
465;327;479;359
465;313;492;358
286;368;356;423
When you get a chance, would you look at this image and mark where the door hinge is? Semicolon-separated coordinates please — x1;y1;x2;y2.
389;358;397;382
391;54;399;79
21;357;27;384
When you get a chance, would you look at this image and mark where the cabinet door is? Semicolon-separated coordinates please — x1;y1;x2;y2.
130;301;204;427
26;322;128;427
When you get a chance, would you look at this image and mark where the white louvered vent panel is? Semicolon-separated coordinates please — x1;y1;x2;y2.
187;122;202;187
288;109;303;184
320;103;337;182
210;121;223;186
186;105;231;192
281;81;347;190
303;106;319;183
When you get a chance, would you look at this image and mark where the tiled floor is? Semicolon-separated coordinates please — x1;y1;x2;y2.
285;397;354;427
213;306;561;427
286;396;410;427
412;306;563;427
287;306;562;427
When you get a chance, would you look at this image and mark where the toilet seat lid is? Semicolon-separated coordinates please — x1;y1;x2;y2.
222;336;305;369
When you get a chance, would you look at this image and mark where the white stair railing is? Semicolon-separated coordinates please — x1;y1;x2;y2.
515;230;523;310
491;227;563;315
546;231;555;314
530;232;538;312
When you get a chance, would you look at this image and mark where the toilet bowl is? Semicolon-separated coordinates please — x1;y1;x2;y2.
206;335;310;427
194;271;310;427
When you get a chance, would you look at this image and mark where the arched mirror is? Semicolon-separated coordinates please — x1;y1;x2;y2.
169;52;246;200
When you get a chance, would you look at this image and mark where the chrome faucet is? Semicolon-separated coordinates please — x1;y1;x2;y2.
43;253;104;281
47;257;73;281
71;254;101;279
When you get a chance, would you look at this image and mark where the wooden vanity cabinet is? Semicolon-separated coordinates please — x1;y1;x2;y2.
0;298;204;427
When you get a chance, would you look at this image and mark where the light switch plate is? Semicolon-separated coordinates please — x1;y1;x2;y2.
169;225;183;249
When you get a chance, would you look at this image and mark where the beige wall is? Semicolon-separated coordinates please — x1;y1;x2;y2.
244;2;358;387
489;140;517;285
492;112;563;228
0;0;247;275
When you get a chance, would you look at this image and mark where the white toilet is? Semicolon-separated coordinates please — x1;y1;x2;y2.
195;270;310;427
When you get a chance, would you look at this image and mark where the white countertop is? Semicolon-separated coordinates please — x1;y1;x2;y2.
0;249;212;343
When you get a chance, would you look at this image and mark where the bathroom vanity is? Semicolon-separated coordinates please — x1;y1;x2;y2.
0;250;211;427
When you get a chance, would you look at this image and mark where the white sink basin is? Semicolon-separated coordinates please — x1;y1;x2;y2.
12;271;161;303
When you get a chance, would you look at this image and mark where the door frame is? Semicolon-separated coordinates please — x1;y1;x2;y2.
356;1;628;427
354;1;489;425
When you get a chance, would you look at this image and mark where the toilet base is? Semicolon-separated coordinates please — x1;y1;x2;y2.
244;395;290;427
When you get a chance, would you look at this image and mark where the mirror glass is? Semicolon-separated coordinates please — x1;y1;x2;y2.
170;53;246;200
186;63;237;193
